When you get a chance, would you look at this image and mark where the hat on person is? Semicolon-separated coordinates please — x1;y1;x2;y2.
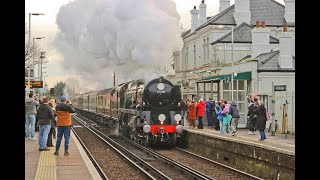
60;96;67;101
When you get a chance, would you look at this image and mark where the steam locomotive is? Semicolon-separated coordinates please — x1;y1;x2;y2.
72;76;184;147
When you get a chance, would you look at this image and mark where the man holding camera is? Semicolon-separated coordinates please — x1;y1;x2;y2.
54;96;75;156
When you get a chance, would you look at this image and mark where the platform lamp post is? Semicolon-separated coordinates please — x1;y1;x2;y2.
39;51;46;89
32;37;45;73
231;26;234;101
27;13;45;97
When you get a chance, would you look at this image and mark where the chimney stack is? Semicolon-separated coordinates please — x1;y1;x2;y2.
278;24;293;68
219;0;230;13
234;0;251;25
262;20;266;28
283;23;288;32
190;6;199;32
284;0;295;23
251;21;271;59
256;21;260;28
199;0;207;26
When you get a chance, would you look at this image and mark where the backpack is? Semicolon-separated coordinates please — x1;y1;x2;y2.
266;111;271;120
209;102;215;113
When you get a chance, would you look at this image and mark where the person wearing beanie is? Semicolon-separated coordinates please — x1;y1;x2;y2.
54;96;75;156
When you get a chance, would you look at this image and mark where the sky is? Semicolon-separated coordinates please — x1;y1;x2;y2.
25;0;284;90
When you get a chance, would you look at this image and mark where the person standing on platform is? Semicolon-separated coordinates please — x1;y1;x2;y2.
247;97;259;134
253;101;267;141
49;99;57;139
215;102;223;132
205;97;215;128
229;101;240;136
36;96;54;151
178;99;188;126
187;100;197;128
25;93;40;140
195;99;205;129
54;96;75;156
47;102;57;147
221;100;231;133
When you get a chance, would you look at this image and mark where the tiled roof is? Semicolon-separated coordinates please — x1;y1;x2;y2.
255;50;295;71
196;5;236;31
181;29;191;38
250;0;287;26
211;22;279;45
194;0;291;34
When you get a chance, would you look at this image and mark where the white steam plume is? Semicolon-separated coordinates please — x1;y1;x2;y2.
54;0;183;90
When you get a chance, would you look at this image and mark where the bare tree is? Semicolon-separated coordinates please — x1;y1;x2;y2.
63;78;87;100
25;22;44;70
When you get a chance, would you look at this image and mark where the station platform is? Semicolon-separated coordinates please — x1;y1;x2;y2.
185;126;295;156
25;130;102;180
183;126;295;179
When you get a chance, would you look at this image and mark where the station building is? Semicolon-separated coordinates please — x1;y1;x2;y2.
167;0;295;133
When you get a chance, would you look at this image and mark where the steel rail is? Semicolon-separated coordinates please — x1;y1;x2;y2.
119;135;214;180
71;125;109;180
72;115;168;180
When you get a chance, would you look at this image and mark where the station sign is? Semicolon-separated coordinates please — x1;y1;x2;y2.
274;85;286;91
224;76;231;83
25;81;43;88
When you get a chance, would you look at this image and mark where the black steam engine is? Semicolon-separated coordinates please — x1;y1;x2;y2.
73;77;184;147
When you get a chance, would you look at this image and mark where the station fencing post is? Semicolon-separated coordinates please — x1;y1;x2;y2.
271;82;276;136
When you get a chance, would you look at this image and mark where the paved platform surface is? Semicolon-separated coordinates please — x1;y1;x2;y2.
185;126;295;156
25;130;102;180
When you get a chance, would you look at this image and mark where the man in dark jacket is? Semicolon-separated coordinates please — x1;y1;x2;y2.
25;93;40;140
36;97;54;151
253;101;267;140
205;98;215;128
178;99;188;126
247;97;258;134
229;101;240;136
54;96;75;156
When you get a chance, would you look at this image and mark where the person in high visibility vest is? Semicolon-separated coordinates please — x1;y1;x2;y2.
54;96;75;156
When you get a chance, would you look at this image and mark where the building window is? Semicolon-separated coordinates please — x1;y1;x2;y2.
203;39;206;63
193;45;196;67
207;38;210;62
185;47;188;68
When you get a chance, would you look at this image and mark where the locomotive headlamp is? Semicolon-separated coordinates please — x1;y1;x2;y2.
143;125;151;133
157;83;165;90
174;114;182;122
158;114;166;122
176;125;183;134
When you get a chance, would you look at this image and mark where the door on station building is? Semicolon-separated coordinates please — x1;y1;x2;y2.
221;79;247;128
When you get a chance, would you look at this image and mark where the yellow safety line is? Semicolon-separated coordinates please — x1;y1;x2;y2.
34;146;57;180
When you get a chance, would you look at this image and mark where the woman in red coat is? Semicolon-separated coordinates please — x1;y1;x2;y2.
187;100;197;128
196;99;206;129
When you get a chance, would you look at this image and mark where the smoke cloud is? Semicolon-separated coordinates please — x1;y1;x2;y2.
54;0;183;90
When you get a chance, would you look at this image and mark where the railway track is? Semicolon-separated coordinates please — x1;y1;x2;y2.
72;114;263;180
71;127;109;180
73;114;213;179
